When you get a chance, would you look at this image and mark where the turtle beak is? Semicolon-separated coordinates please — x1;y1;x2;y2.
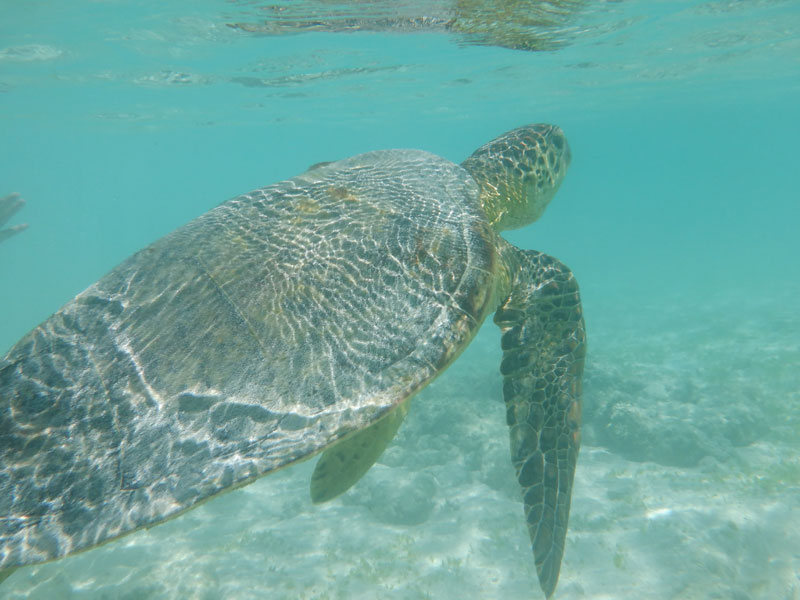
547;125;571;172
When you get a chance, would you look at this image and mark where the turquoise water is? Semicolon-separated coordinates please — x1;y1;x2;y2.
1;1;798;599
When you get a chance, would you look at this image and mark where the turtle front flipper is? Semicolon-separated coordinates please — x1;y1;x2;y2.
494;248;585;599
310;401;410;503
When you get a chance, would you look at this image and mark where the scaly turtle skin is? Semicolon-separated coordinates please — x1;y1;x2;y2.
0;124;584;598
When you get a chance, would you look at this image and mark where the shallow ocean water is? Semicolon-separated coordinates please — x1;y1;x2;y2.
1;1;799;599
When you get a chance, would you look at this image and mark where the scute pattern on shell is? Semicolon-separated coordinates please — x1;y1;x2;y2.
0;149;498;568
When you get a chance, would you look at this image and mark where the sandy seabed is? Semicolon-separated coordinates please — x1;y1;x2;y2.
4;286;799;600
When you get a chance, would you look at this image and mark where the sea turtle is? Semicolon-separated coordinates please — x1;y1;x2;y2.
0;123;585;598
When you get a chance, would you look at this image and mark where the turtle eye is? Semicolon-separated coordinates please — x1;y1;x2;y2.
547;128;571;168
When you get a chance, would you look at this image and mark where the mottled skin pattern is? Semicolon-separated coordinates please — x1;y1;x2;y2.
495;248;584;598
0;124;584;598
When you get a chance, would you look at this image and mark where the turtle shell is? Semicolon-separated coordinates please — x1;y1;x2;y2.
0;149;499;568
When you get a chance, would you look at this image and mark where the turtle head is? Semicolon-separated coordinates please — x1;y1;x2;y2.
461;123;571;232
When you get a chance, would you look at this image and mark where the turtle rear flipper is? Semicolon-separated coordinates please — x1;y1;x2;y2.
310;400;410;503
494;248;585;599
